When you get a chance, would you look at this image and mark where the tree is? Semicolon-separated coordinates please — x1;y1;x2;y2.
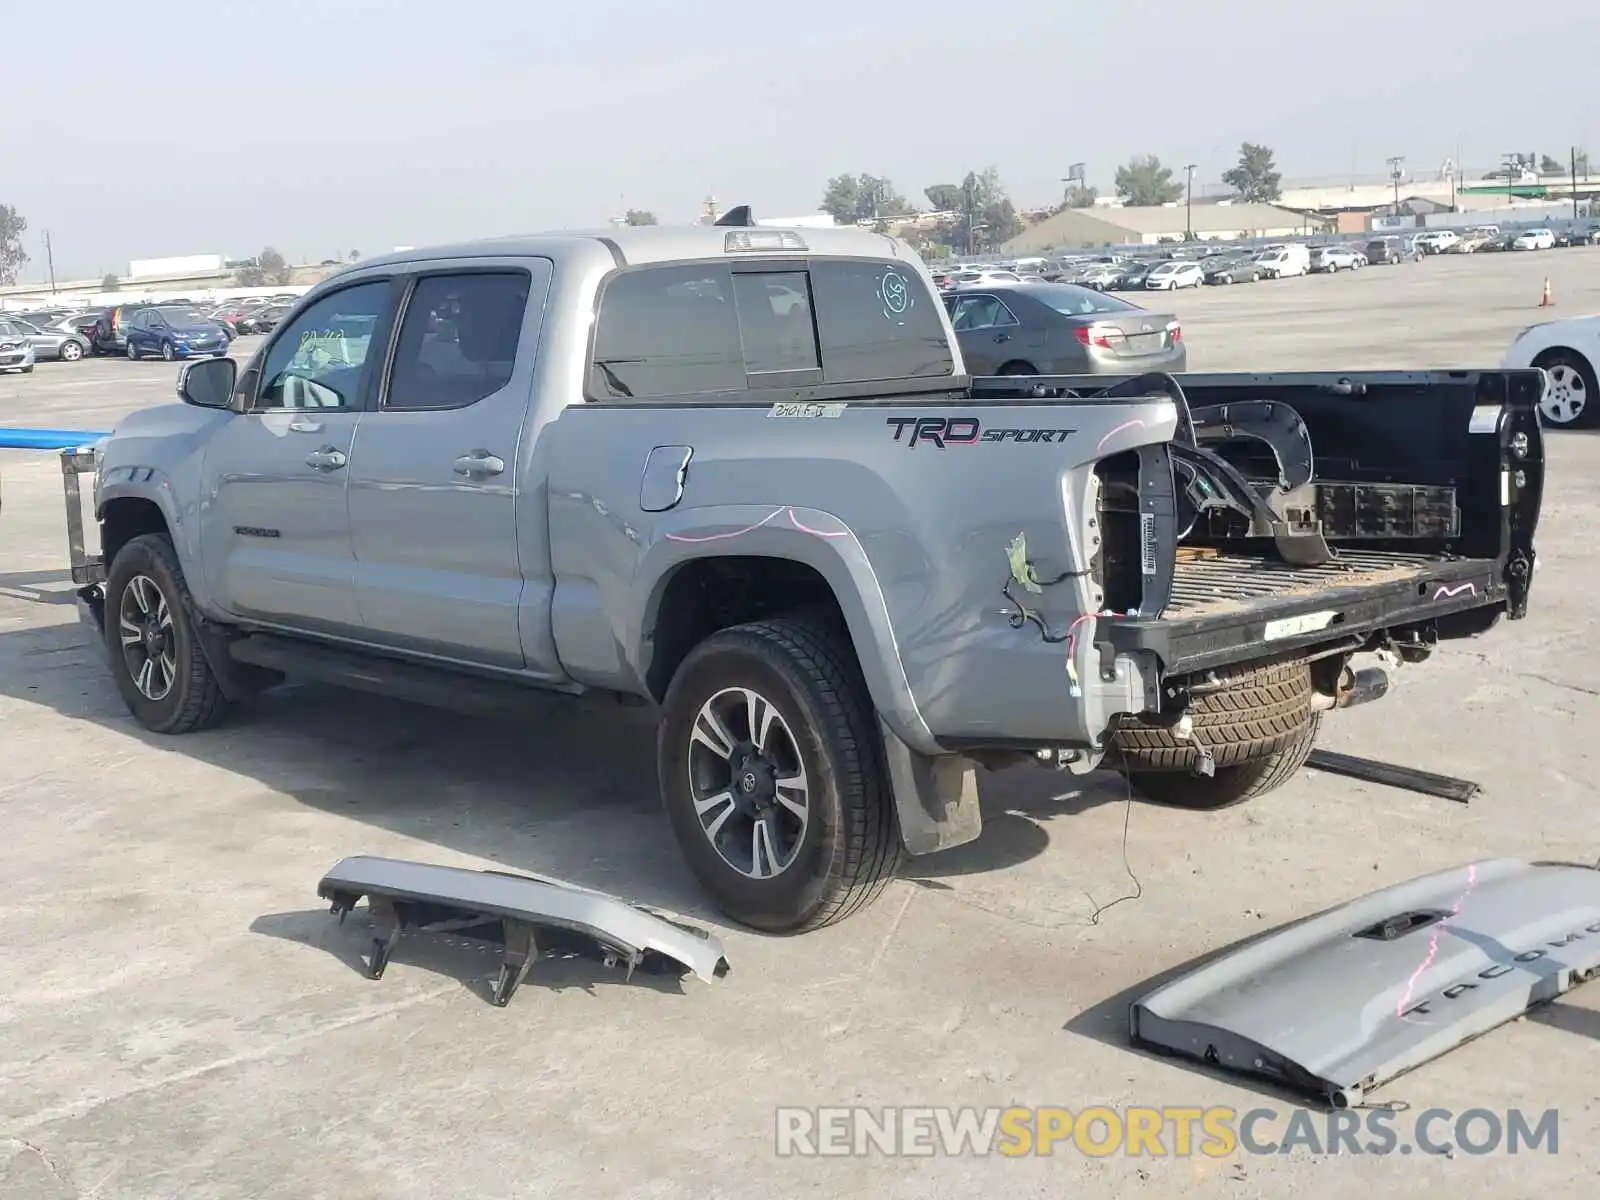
0;204;28;285
237;246;290;287
820;174;911;224
101;273;120;292
1539;154;1564;175
1114;156;1184;206
1221;143;1282;203
924;183;963;212
1061;184;1099;209
624;209;658;226
950;168;1023;252
348;249;361;263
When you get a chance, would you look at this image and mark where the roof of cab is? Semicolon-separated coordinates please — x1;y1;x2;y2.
354;223;913;272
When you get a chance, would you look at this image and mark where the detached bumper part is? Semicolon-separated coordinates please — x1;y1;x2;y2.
318;855;730;1006
1130;859;1600;1107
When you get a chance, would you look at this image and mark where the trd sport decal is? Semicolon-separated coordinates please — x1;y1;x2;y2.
885;416;1078;448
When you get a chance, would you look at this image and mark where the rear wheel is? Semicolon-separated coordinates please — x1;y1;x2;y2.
126;341;139;360
1112;655;1318;810
658;616;901;933
60;341;84;362
1533;349;1597;429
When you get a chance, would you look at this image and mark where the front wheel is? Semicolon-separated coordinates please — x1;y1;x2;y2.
104;533;232;733
161;342;175;361
658;616;901;933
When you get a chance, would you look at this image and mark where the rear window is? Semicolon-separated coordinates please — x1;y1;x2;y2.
1029;284;1137;316
588;258;951;400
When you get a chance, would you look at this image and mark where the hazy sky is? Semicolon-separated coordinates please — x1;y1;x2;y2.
11;0;1599;278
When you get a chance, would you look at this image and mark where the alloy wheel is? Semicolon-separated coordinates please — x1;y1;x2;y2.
118;574;177;701
686;686;810;880
1541;363;1588;426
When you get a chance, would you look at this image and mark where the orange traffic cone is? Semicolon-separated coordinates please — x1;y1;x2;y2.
1539;278;1554;307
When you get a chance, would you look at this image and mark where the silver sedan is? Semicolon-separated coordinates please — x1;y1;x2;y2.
0;315;91;362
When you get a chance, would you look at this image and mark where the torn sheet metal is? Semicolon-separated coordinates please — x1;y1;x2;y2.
318;856;730;1006
1130;859;1600;1107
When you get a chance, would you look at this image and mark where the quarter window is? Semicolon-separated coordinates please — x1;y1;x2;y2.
255;281;389;410
385;272;530;411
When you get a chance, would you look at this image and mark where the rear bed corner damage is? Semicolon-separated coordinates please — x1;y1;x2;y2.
1129;859;1600;1107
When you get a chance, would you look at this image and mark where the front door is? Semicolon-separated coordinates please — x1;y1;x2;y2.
199;278;396;636
345;261;555;673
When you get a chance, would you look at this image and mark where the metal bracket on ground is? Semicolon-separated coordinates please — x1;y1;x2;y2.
1304;749;1480;804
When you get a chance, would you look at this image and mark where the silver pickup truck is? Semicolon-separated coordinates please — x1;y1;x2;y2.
63;216;1545;933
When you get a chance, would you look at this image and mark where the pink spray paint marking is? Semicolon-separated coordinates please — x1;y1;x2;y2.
663;507;851;544
1395;862;1480;1018
1095;417;1147;454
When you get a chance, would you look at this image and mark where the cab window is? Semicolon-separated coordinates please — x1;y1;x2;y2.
254;282;389;410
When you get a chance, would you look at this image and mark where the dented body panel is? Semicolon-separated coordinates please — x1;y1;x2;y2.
1130;859;1600;1107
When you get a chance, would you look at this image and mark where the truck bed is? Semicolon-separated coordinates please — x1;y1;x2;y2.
1164;546;1451;619
1104;545;1505;675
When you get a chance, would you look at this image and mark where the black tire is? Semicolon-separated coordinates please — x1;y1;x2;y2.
657;616;901;933
104;533;232;734
1112;655;1317;810
1123;715;1321;810
61;341;84;362
161;343;175;361
126;341;139;360
20;364;32;373
1532;349;1598;429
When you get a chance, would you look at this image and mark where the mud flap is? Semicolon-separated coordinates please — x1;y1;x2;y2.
317;856;730;1005
880;717;982;856
1130;859;1600;1107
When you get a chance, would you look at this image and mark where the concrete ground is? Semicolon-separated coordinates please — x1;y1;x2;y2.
2;250;1598;1199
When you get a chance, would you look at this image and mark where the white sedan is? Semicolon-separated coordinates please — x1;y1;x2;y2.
1145;261;1204;290
1502;314;1600;428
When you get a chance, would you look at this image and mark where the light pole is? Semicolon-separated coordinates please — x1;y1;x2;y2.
1184;164;1197;240
1386;156;1406;216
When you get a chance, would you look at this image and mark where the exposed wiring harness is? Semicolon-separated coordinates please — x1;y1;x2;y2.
1000;531;1145;923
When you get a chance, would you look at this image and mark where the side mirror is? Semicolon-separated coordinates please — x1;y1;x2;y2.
177;355;237;409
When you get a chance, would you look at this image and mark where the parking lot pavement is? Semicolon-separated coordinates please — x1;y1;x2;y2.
2;264;1598;1199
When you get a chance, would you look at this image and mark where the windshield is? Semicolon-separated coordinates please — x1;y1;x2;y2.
1031;284;1138;316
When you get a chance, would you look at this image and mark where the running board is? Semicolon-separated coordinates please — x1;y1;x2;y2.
318;856;730;1007
1130;859;1600;1107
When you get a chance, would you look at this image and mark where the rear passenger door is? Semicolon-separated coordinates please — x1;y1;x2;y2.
345;260;555;672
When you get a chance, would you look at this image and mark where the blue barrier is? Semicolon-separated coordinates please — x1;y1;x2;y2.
0;428;111;451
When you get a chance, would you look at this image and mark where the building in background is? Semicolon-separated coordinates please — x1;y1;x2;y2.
1002;202;1322;253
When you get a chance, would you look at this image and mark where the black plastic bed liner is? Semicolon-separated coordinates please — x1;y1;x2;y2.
1102;546;1504;674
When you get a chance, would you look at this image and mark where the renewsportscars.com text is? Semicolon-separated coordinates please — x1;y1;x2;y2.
774;1105;1560;1158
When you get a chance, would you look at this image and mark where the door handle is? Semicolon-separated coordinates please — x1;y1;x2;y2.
305;446;348;471
288;418;323;433
453;450;506;478
994;333;1011;343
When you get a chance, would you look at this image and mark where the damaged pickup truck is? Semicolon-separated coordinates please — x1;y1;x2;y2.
64;215;1545;932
